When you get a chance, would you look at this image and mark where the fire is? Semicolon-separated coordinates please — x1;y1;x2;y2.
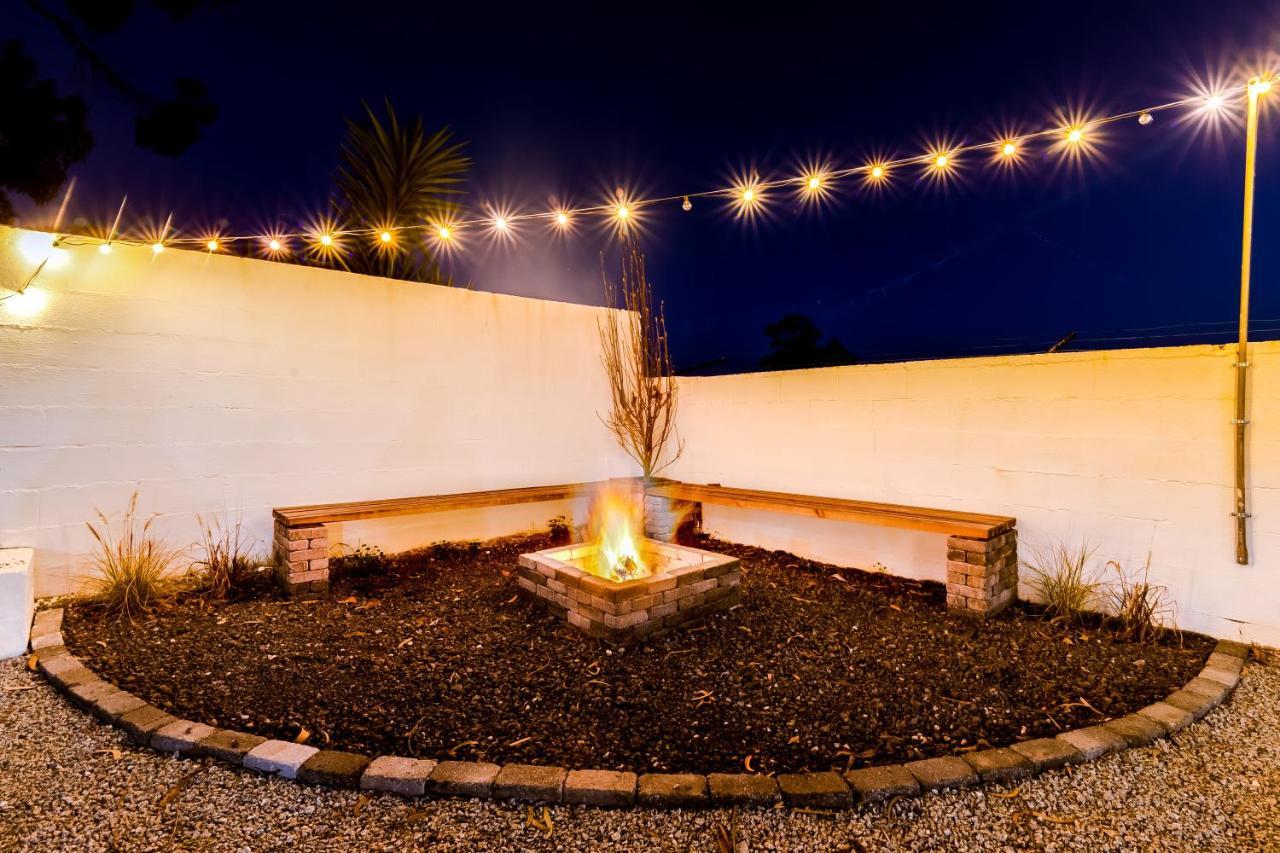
583;483;651;582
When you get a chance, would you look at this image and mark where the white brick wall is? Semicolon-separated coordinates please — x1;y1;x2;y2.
670;343;1280;645
0;226;633;595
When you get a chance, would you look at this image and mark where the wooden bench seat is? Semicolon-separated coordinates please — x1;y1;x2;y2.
272;482;599;596
646;482;1018;617
647;483;1013;540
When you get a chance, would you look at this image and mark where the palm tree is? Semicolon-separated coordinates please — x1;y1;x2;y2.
333;99;470;283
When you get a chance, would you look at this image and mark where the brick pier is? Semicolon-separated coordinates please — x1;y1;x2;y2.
273;520;330;597
945;530;1018;617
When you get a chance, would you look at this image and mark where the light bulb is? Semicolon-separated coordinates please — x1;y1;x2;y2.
681;196;692;212
1138;111;1154;125
1001;142;1017;157
99;243;112;255
870;165;885;180
494;217;508;231
437;226;452;240
616;205;629;220
151;242;164;255
319;234;333;246
555;212;570;226
268;239;282;252
1067;128;1083;144
380;231;393;243
206;239;219;252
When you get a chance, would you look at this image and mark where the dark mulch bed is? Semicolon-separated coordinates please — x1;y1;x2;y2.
62;533;1212;775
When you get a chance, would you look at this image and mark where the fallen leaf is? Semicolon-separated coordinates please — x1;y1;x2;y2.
397;638;413;649
831;573;848;583
337;596;358;604
294;726;311;745
508;736;534;747
97;748;123;761
95;640;109;649
26;654;37;672
342;631;367;639
888;604;902;612
353;793;369;816
502;594;519;605
743;754;756;773
990;788;1021;799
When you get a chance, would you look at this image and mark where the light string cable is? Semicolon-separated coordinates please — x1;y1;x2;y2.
41;75;1280;254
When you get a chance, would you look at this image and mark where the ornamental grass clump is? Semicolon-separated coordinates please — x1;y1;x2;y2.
1021;539;1102;625
86;492;182;621
1105;555;1177;644
193;512;260;599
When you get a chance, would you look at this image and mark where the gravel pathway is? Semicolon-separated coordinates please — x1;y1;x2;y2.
1;657;1276;852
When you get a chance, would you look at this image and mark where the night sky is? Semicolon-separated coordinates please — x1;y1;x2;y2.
10;1;1280;373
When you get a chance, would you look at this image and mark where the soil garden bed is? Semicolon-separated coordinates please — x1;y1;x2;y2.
61;532;1212;776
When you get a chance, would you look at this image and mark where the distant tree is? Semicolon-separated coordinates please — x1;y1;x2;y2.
332;99;470;283
0;41;91;222
6;1;224;220
758;314;856;371
24;1;221;154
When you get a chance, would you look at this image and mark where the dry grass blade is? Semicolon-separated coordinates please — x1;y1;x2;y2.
158;768;203;809
85;491;182;621
1021;539;1101;625
1105;555;1178;644
193;511;260;599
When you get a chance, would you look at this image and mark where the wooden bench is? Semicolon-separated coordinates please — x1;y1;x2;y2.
272;482;599;596
646;482;1018;616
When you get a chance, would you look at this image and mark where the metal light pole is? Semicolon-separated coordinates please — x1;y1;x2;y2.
1234;77;1270;565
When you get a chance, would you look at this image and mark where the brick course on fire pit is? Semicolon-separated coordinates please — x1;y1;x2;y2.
517;540;741;643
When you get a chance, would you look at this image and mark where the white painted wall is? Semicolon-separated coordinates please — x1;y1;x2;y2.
0;226;633;596
669;343;1280;645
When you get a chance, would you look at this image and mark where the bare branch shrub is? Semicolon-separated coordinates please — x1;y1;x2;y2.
598;239;684;482
1021;539;1102;625
1104;555;1177;644
85;491;182;620
193;512;260;599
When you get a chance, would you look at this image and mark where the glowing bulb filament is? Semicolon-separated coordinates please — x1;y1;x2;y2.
151;242;164;255
1001;142;1017;157
616;205;630;220
1067;128;1084;144
206;239;219;252
319;234;333;246
437;226;452;240
380;231;393;243
494;217;508;231
555;211;569;226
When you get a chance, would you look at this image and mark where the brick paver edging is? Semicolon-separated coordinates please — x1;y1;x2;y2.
27;607;1250;810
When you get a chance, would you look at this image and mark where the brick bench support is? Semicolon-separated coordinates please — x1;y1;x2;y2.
272;520;330;597
946;530;1017;617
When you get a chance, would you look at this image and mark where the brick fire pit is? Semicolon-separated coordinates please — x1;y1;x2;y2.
517;540;741;644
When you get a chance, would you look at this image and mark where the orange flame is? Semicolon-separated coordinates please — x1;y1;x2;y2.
583;483;650;581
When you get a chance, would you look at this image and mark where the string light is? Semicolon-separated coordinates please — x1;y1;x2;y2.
206;239;219;252
98;243;112;255
49;73;1278;259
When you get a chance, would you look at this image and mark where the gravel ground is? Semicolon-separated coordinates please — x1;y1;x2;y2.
1;657;1277;851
